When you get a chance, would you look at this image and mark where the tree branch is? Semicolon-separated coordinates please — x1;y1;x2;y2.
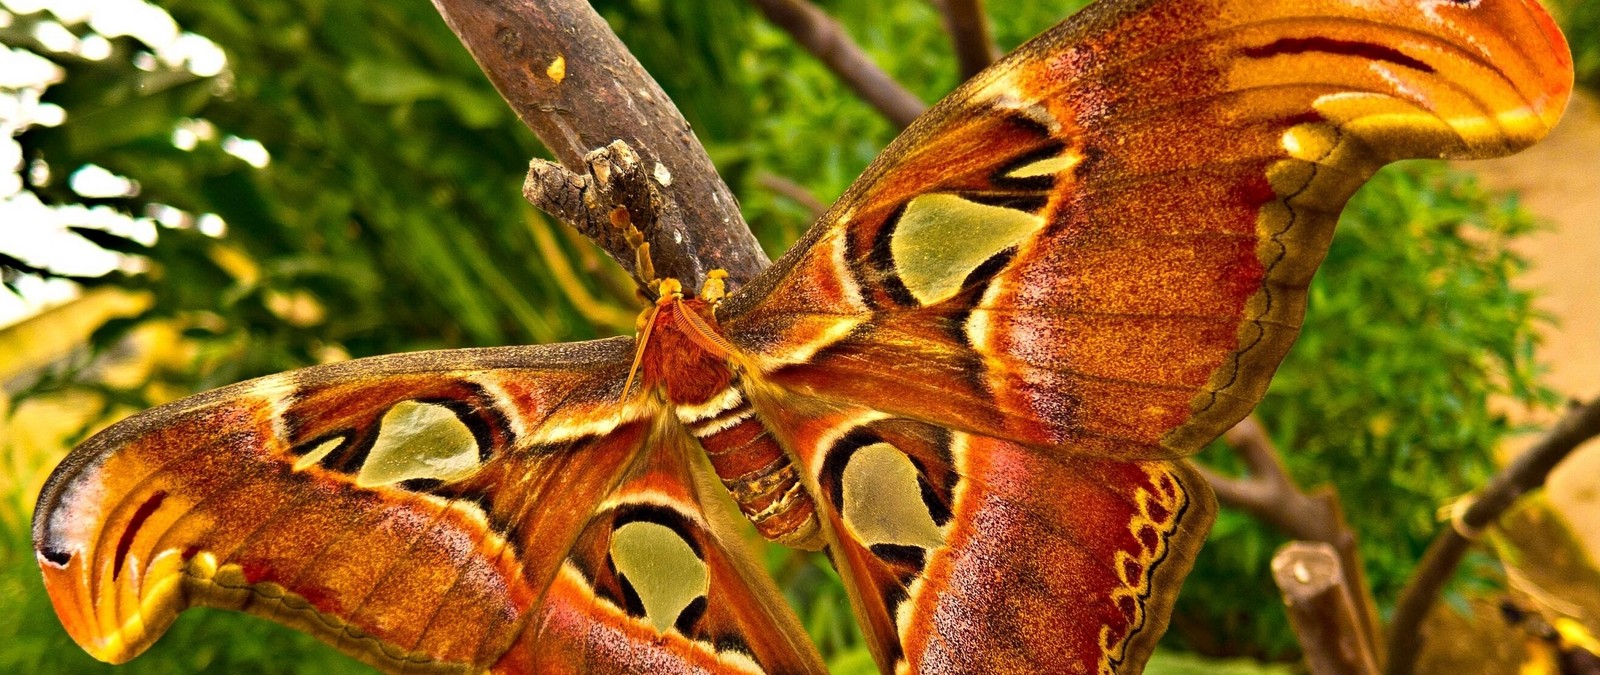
746;0;927;128
1198;415;1385;664
430;0;769;289
934;0;997;79
1385;397;1600;675
1197;417;1350;544
1273;542;1383;675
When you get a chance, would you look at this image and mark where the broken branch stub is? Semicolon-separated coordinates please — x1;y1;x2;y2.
525;141;676;287
1272;542;1382;675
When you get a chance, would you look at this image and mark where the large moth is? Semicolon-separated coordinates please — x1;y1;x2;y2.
32;0;1572;672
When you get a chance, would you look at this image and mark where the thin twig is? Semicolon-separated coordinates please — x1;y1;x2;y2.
1196;418;1341;541
431;0;769;289
756;172;828;220
746;0;927;128
934;0;997;79
1385;397;1600;675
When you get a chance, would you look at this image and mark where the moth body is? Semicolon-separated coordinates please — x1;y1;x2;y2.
640;280;825;549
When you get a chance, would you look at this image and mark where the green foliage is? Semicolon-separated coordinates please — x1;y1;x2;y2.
1549;0;1600;89
16;0;614;395
1145;650;1296;675
1170;164;1555;658
0;0;1559;671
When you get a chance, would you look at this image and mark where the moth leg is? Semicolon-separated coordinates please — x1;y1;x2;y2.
698;269;730;305
615;206;660;296
656;277;684;300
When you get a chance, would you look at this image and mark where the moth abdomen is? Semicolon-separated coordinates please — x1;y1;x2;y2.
677;387;822;550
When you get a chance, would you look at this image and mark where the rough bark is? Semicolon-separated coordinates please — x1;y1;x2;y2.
431;0;769;289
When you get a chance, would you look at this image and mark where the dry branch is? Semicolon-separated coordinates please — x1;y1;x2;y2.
431;0;768;289
1273;542;1383;675
746;0;928;128
935;0;997;79
1197;416;1385;663
1198;417;1342;542
1385;397;1600;675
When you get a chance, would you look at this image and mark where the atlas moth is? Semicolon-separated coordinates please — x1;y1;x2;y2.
33;0;1572;671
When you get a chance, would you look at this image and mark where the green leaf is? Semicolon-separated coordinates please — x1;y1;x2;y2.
344;59;444;104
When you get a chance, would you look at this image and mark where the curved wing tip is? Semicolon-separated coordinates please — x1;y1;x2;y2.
1481;0;1576;151
37;562;139;665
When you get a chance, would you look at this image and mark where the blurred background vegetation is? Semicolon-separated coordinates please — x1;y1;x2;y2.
1;0;1596;672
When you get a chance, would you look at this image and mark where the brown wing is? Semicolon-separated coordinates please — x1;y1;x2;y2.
715;0;1570;671
33;339;822;673
509;420;823;674
751;394;1215;673
718;0;1572;460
